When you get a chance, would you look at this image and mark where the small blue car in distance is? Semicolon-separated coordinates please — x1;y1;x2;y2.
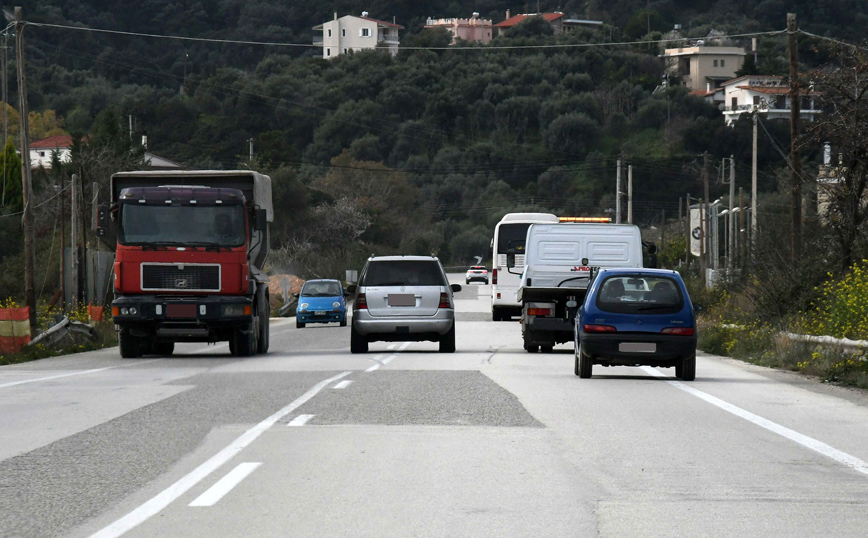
574;268;697;380
296;279;347;328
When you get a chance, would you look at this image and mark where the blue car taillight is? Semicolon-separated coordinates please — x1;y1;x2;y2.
583;324;617;333
662;327;694;336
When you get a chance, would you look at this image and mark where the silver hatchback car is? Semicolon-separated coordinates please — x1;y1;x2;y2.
347;256;461;353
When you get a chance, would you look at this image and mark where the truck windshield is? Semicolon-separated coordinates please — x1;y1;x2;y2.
119;204;245;247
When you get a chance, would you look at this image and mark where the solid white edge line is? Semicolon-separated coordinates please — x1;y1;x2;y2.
188;462;262;507
89;370;351;538
287;414;315;426
0;359;163;389
333;380;353;389
640;366;868;477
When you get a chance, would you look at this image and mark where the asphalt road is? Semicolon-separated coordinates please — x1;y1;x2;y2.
2;275;868;537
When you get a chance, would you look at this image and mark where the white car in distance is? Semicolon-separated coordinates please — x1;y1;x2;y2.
466;265;489;285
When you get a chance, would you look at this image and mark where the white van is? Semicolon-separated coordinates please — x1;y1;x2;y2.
512;223;644;352
490;212;559;321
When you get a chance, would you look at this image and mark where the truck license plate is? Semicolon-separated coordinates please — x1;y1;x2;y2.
619;342;656;353
388;294;415;306
167;304;196;318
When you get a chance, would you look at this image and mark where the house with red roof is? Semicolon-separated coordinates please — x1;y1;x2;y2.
494;10;601;36
313;12;403;59
721;75;820;126
30;134;72;169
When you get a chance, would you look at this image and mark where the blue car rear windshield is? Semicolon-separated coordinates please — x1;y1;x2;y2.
362;260;447;287
595;276;684;314
302;281;342;297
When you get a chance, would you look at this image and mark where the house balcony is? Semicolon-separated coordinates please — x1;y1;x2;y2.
722;105;822;126
312;35;323;45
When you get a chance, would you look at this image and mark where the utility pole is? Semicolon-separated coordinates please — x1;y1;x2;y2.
788;12;802;262
60;180;65;313
15;7;36;335
728;155;735;273
661;208;665;247
685;195;691;270
699;198;706;288
248;138;254;164
71;173;79;308
751;110;758;240
627;164;633;224
702;152;710;284
739;187;745;270
615;158;622;224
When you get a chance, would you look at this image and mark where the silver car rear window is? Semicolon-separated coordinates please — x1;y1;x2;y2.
362;260;447;287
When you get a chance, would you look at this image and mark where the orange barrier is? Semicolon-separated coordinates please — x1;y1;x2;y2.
88;304;104;322
0;307;31;354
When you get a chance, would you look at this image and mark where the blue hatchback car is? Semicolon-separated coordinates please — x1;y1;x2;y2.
296;279;347;328
574;268;697;380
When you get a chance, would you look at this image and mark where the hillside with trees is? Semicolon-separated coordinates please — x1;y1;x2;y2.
0;0;864;297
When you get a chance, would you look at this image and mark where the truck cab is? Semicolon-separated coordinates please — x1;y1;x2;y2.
105;171;272;358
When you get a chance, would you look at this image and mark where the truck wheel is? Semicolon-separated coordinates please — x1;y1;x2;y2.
152;341;174;356
541;345;553;353
524;341;539;353
118;329;142;359
350;323;368;353
680;354;696;381
439;323;456;353
233;328;257;357
257;298;270;354
492;309;502;322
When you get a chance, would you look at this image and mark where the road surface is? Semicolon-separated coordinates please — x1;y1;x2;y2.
2;275;868;537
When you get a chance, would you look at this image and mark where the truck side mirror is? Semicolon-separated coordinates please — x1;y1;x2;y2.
346;284;357;294
254;209;267;231
507;252;516;269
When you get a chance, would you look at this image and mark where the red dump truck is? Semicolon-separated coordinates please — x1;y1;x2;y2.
99;170;273;358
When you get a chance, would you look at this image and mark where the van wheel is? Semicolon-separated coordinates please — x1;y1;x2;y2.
524;342;539;353
350;323;368;353
118;329;142;358
439;323;456;353
680;354;696;381
492;309;501;322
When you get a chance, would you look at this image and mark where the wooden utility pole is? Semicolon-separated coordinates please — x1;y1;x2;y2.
751;110;758;239
615;158;622;224
788;12;802;262
685;194;691;270
702;152;710;285
661;208;666;246
71;173;79;308
15;7;36;335
699;198;706;288
627;164;633;224
60;180;65;313
739;187;745;270
728;155;735;273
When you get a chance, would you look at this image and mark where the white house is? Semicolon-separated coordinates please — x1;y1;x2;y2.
313;12;403;59
721;75;820;126
30;134;72;169
662;46;746;92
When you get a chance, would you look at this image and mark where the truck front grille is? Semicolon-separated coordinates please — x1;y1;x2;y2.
141;263;221;292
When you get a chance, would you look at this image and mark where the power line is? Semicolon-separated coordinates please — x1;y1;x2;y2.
28;20;786;52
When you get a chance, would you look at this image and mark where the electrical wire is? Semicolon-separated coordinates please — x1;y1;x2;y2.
27;21;786;52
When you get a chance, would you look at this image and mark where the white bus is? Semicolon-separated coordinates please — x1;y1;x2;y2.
490;212;559;321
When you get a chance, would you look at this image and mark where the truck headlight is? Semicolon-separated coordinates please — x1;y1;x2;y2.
129;307;138;315
120;307;129;315
221;305;246;316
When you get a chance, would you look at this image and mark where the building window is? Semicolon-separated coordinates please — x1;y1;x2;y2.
714;59;718;67
327;48;331;57
753;95;760;106
328;29;332;37
341;29;346;37
360;27;371;37
38;151;45;157
731;97;737;110
721;59;725;67
343;48;348;54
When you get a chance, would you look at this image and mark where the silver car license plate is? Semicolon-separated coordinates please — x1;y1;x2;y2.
619;342;656;353
388;294;415;307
